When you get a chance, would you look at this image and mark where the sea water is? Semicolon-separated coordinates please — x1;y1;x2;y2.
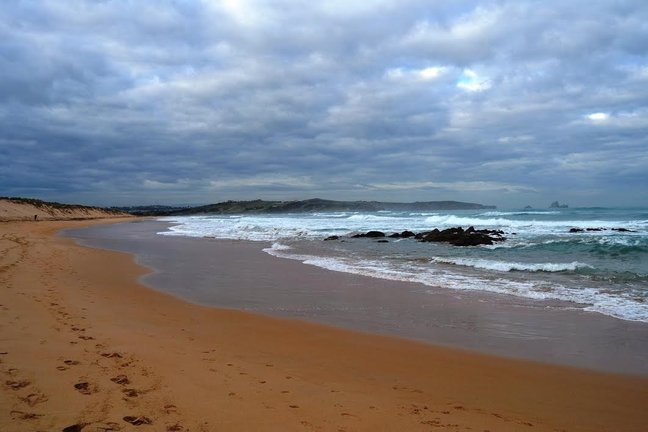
159;207;648;323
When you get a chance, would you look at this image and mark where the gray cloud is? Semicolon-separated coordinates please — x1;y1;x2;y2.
1;0;647;207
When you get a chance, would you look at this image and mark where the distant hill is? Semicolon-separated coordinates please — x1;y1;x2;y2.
0;197;128;221
113;205;190;216
142;198;495;216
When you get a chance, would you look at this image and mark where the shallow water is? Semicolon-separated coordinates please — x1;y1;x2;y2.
64;220;648;376
159;208;648;322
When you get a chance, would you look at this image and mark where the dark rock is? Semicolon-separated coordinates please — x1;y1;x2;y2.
415;229;436;240
376;240;389;243
324;235;339;241
366;231;385;238
351;231;385;238
388;230;416;238
571;227;634;233
452;234;493;246
418;227;505;247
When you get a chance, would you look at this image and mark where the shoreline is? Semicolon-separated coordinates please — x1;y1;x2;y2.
67;219;648;376
1;219;648;431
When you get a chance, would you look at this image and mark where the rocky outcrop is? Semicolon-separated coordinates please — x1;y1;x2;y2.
347;227;505;246
569;227;634;233
351;231;385;238
417;227;505;246
388;230;416;238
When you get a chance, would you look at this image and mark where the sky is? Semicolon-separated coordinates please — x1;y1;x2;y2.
1;0;647;208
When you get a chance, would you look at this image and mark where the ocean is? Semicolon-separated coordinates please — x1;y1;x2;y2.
160;207;648;323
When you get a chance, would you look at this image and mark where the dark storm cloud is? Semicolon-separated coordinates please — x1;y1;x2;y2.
1;0;647;206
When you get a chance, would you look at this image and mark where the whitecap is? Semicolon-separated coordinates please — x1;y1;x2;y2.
430;257;592;273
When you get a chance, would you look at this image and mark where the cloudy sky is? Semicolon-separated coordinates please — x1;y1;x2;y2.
1;0;647;207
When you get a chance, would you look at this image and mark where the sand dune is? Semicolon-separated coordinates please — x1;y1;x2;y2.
0;198;127;221
1;219;647;431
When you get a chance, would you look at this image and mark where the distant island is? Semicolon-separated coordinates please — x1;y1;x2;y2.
549;201;569;209
121;198;496;216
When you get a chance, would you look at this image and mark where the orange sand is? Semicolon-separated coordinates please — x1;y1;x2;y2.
1;219;647;431
0;198;127;221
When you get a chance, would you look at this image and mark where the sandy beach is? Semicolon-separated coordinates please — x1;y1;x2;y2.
2;219;648;432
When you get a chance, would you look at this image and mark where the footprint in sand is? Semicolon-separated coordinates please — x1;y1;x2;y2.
122;388;141;398
62;423;88;432
64;422;121;431
74;381;98;395
5;379;30;390
10;410;42;421
19;392;48;406
110;374;130;385
123;415;153;426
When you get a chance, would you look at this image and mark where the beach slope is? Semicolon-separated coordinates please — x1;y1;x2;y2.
1;220;647;431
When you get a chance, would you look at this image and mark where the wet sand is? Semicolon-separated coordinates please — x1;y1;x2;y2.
2;219;648;431
68;220;648;375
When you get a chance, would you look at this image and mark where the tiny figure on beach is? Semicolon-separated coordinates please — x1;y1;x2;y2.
34;214;38;221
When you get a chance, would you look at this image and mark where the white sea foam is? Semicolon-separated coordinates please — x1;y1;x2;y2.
268;242;292;251
159;212;647;242
157;212;648;323
261;245;648;323
479;211;561;216
422;215;640;231
430;257;592;272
